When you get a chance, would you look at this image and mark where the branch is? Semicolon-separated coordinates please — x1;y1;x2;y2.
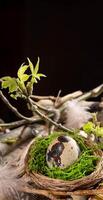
77;84;103;101
0;90;44;123
0;117;42;129
56;90;83;107
30;98;51;112
20;187;57;200
0;126;33;156
30;90;83;107
22;187;103;197
28;97;74;133
30;94;56;101
0;91;58;133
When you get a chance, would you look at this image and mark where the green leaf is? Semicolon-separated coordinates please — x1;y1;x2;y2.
10;94;17;100
33;57;40;75
1;76;18;93
10;92;26;100
83;122;95;134
27;57;40;75
16;78;28;95
17;64;29;82
21;74;30;82
95;126;103;137
27;57;46;85
83;122;103;138
1;57;46;98
32;77;38;83
35;73;46;80
27;57;34;74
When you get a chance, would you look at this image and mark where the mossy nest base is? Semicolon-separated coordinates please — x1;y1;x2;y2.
25;132;103;192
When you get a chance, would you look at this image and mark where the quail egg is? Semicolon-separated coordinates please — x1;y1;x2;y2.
46;135;80;169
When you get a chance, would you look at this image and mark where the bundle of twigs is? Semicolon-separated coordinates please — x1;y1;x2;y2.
0;84;103;200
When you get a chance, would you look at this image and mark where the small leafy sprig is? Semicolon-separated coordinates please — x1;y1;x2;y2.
83;121;103;137
1;57;46;99
0;58;74;134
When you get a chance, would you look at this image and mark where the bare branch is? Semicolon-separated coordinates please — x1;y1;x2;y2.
20;186;57;200
28;97;74;133
30;90;83;107
0;90;42;123
21;186;103;198
30;98;50;112
56;90;83;107
30;94;56;101
0;117;42;129
77;84;103;101
54;90;62;107
0;126;33;156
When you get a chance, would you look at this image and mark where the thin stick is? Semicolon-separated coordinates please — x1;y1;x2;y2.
56;90;83;107
0;90;41;123
30;90;83;104
28;97;74;133
20;187;57;200
22;187;103;197
0;91;60;133
0;126;33;156
54;90;61;107
34;106;73;133
51;188;103;196
77;84;103;101
30;98;50;112
30;94;56;101
0;117;42;129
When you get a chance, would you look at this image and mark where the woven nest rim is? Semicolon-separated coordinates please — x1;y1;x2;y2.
25;138;103;192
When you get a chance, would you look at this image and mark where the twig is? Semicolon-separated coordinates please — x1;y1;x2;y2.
0;91;60;133
0;117;42;129
28;97;74;133
0;126;33;156
54;90;61;107
21;187;103;198
34;106;72;133
20;187;57;200
77;84;103;101
30;90;83;105
0;90;42;123
51;188;103;196
30;98;50;112
56;90;83;107
30;94;56;101
30;98;62;134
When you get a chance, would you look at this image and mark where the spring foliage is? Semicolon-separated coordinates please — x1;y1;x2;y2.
83;122;103;137
1;58;46;99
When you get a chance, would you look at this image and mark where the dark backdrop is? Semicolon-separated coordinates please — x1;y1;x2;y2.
0;1;103;121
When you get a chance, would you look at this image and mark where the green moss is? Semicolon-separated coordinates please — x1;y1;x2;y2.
27;132;99;181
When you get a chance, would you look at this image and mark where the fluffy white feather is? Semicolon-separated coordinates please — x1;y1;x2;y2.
63;100;92;129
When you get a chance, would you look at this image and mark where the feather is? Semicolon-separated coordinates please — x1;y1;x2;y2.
0;165;21;200
0;165;49;200
0;141;33;200
63;100;92;129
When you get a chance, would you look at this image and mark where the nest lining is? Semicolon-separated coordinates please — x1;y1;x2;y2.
27;132;99;181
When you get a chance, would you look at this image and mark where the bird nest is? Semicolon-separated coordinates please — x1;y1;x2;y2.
25;132;103;199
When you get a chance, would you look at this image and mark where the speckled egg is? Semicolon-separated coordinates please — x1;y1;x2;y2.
46;135;80;169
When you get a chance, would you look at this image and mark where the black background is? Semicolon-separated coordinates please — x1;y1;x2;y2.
0;1;103;121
